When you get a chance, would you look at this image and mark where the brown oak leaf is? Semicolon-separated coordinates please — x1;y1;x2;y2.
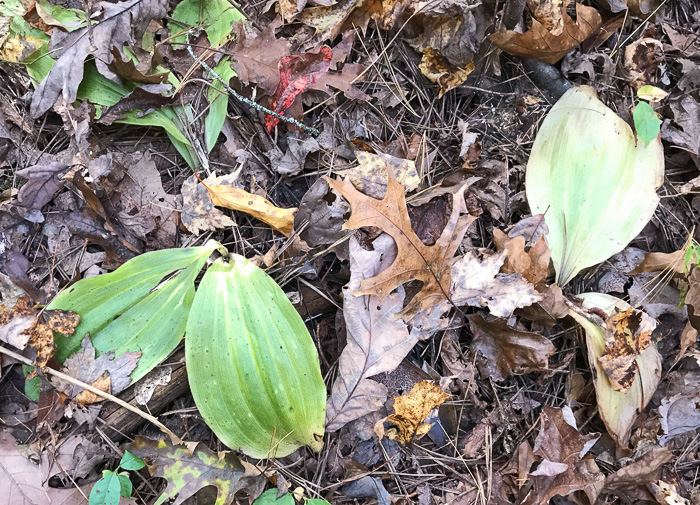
599;307;656;392
489;3;601;64
324;170;476;314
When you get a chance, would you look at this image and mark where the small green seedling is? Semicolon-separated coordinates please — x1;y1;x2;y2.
633;101;661;147
89;451;146;505
252;488;331;505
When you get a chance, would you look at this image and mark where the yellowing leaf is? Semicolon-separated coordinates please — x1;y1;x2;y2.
526;86;664;285
418;47;474;99
338;151;420;198
382;381;449;444
206;184;297;236
568;293;661;447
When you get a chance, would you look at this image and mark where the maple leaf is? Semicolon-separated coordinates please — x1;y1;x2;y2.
265;46;332;132
125;436;265;505
599;307;657;392
324;170;475;314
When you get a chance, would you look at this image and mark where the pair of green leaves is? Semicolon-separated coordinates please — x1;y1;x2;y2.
90;451;145;505
49;240;326;461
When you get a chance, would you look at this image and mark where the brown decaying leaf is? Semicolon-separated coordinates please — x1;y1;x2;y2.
181;174;236;235
51;336;140;406
686;265;700;332
602;447;672;492
419;47;474;99
326;235;417;432
493;229;550;288
227;19;292;96
337;151;420;199
468;314;556;381
522;406;603;505
126;436;266;505
325;169;475;315
0;295;80;368
628;249;687;275
489;3;602;64
15;162;69;213
450;250;543;318
598;307;656;392
622;37;663;90
381;381;450;444
30;0;168;117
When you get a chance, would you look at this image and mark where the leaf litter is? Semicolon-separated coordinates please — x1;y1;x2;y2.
1;0;700;503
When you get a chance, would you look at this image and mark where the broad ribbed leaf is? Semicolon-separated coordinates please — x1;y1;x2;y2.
186;255;326;458
49;241;222;381
568;293;661;447
526;86;664;285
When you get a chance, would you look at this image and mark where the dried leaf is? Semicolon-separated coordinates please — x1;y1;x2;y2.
206;182;296;236
598;307;656;392
661;94;700;157
450;251;542;318
15;162;69;214
30;0;168;117
51;336;140;406
659;393;700;445
265;46;332;131
522;406;604;505
325;235;416;432
493;229;550;288
0;296;80;368
294;178;351;248
468;314;555;381
418;47;474;99
490;3;601;64
338;151;420;199
382;381;449;444
628;249;686;275
181;174;236;235
603;447;672;491
228;19;292;96
622;38;663;90
125;437;265;505
325;170;475;315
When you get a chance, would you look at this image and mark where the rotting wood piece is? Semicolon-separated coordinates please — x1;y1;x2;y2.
99;348;188;443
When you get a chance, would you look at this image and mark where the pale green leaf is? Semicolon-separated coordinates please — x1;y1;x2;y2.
568;293;661;447
186;255;326;458
526;85;664;285
117;473;132;498
48;242;222;382
633;101;661;147
636;85;668;102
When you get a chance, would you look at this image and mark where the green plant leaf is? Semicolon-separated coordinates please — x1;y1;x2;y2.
90;470;122;505
119;450;146;471
568;293;661;447
48;241;222;381
186;255;326;458
307;500;332;505
171;0;245;47
22;364;40;402
125;437;254;505
526;85;664;285
633;101;661;147
117;473;132;498
205;57;236;152
253;489;294;505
